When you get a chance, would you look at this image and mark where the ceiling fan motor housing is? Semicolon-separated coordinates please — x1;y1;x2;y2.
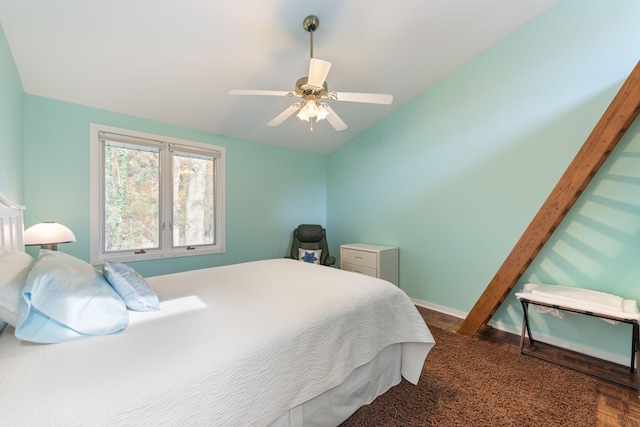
295;77;328;98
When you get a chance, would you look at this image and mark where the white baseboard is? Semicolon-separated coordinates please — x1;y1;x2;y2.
412;298;632;367
412;298;467;319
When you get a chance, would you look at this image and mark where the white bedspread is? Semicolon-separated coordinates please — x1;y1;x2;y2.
0;259;434;426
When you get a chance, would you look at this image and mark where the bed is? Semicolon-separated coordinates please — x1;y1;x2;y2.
0;194;435;426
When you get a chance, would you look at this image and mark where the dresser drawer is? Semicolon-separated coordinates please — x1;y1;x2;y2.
341;262;377;278
340;243;399;286
341;248;377;268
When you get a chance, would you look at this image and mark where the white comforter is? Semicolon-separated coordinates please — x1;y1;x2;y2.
0;259;434;426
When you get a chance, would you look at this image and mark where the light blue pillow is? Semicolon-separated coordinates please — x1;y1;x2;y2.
15;250;129;343
103;261;160;312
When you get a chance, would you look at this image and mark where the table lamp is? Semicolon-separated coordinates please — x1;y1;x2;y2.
24;221;76;251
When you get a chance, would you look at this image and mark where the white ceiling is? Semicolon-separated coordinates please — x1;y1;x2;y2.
0;0;558;155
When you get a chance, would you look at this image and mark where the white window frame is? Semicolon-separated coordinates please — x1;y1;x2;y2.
90;123;225;264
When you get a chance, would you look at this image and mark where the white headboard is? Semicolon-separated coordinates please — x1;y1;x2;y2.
0;193;25;252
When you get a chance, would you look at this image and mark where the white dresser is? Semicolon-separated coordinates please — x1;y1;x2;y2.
340;243;399;286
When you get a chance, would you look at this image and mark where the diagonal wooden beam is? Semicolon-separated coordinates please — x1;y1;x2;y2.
458;60;640;337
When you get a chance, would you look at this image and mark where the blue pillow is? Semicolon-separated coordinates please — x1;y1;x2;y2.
15;250;129;343
103;261;160;312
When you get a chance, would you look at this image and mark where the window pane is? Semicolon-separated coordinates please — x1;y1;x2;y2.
104;144;160;251
172;153;214;247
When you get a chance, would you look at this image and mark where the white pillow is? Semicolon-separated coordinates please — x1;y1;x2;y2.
0;248;35;326
298;248;321;264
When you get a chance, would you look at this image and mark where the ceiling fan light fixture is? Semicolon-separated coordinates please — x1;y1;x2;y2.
305;100;318;116
296;108;310;122
316;104;329;121
297;99;321;121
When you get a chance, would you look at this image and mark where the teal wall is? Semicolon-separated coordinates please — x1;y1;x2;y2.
23;95;327;276
0;24;24;203
328;0;640;361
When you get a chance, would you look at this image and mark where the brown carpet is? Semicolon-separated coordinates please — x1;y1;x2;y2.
341;327;598;427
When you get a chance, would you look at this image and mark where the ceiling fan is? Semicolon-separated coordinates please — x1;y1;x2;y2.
229;15;393;131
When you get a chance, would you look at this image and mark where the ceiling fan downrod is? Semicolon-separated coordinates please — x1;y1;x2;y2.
303;15;319;59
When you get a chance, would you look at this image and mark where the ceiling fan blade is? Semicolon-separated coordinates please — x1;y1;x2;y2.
308;58;332;88
267;104;301;127
331;92;393;105
229;89;291;97
323;105;347;131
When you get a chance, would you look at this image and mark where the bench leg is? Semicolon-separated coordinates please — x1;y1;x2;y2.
632;322;638;373
633;322;640;396
519;301;535;354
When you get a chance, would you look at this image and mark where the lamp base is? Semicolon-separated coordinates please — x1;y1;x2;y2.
40;243;58;251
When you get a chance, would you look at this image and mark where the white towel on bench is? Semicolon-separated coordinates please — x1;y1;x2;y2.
516;283;640;324
531;284;623;312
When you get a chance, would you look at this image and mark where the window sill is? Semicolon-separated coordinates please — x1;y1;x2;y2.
93;246;225;264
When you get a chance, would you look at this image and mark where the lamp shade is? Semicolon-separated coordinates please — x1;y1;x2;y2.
24;222;76;250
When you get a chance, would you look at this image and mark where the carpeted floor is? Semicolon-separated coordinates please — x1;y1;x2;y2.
340;326;599;426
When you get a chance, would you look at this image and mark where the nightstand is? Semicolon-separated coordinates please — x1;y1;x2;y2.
340;243;399;286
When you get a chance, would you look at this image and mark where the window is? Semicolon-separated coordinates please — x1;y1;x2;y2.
90;124;225;264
